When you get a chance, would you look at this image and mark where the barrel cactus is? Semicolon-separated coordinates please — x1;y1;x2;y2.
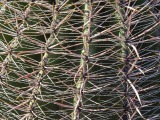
0;0;159;119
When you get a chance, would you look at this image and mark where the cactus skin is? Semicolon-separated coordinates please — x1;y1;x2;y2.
0;0;159;120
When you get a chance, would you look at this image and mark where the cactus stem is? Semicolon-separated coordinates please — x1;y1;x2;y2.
72;0;92;119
